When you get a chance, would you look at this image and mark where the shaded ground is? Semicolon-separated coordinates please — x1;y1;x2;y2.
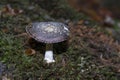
0;0;120;80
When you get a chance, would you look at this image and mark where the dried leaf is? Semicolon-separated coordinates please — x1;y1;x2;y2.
25;48;36;55
2;4;23;16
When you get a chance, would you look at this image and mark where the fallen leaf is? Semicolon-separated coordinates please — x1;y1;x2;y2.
25;48;36;56
2;4;23;16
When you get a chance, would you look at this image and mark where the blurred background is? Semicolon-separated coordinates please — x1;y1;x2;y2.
1;0;120;25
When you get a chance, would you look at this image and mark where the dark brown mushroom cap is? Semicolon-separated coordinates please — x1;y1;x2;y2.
26;22;69;43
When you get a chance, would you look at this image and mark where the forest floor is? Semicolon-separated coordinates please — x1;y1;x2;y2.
0;0;120;80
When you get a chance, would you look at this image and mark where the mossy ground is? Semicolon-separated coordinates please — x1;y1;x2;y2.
0;0;120;80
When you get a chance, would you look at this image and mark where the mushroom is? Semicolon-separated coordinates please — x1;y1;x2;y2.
26;22;69;63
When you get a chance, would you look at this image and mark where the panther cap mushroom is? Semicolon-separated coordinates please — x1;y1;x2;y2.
26;22;69;63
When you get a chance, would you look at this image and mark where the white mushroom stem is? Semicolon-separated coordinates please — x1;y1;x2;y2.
44;44;55;63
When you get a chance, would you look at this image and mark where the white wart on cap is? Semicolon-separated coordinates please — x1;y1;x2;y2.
26;22;69;43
